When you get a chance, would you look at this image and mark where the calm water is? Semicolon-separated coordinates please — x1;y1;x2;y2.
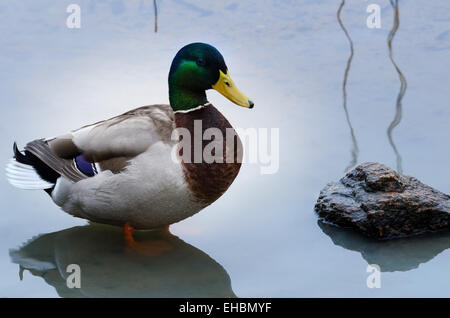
1;0;449;297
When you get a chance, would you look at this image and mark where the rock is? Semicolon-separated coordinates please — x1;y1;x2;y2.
315;162;450;239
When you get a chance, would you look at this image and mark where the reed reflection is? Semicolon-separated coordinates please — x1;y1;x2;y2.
337;0;359;172
387;0;407;173
154;0;158;33
10;224;235;298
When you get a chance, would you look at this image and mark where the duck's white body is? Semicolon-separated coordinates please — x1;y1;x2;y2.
7;105;203;229
55;142;202;229
51;105;204;228
7;103;241;229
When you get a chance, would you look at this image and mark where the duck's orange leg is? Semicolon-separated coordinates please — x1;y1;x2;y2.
123;223;172;256
123;223;136;245
123;224;169;242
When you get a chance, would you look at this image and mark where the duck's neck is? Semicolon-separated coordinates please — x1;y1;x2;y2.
169;84;208;112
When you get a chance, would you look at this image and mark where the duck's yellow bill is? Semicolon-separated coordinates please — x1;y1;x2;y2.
212;70;254;108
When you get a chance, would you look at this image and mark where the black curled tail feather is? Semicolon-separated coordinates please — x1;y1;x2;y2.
13;142;32;165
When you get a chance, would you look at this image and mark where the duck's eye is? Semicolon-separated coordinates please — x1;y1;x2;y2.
196;58;206;66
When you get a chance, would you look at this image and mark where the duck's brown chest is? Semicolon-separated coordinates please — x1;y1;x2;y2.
174;105;242;206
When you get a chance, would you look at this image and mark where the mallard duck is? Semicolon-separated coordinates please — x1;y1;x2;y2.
6;43;253;238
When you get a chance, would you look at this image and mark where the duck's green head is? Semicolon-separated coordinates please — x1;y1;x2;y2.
168;42;254;112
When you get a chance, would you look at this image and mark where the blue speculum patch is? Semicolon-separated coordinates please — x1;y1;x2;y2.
74;155;96;177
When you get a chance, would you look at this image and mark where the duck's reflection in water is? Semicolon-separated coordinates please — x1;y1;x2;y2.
318;220;450;272
10;224;236;298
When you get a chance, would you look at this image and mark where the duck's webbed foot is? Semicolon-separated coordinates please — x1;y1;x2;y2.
123;223;135;245
122;223;172;256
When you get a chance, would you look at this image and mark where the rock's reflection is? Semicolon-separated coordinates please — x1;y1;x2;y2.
318;220;450;272
10;224;235;298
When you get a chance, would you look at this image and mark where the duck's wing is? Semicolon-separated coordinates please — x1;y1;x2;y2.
10;105;174;187
66;104;174;162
